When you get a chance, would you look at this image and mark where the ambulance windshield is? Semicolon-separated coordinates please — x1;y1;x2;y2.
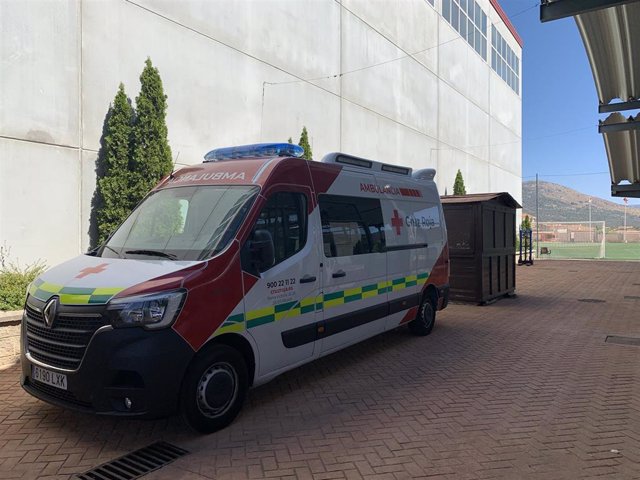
101;185;259;261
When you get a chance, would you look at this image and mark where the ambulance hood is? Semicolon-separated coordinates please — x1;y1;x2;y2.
28;254;203;306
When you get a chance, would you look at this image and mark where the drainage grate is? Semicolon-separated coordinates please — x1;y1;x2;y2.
578;298;606;303
606;335;640;346
76;441;188;480
625;295;640;300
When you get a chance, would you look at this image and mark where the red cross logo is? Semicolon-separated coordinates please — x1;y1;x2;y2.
75;263;109;279
391;209;403;235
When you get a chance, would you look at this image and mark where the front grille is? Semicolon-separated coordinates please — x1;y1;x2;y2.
25;303;106;370
26;378;92;409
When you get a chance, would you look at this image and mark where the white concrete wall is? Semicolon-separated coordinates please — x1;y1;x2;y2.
0;0;522;266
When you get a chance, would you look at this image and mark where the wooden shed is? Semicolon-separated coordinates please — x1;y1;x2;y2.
441;193;521;304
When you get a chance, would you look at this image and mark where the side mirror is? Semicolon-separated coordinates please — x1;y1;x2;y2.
250;229;275;272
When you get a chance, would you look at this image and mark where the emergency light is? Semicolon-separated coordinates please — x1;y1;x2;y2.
204;143;304;162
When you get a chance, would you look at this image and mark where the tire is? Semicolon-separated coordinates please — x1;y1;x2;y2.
408;294;436;336
180;344;248;434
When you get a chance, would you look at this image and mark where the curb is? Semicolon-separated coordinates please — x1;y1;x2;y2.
0;310;23;326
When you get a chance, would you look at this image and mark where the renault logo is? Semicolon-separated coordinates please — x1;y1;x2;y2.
43;297;58;328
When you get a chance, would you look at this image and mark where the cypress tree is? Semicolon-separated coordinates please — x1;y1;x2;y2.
95;83;134;244
287;137;293;144
298;126;313;160
453;169;467;195
131;58;173;202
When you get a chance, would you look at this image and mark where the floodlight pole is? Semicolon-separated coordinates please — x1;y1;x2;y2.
588;197;592;242
624;197;628;243
536;173;540;258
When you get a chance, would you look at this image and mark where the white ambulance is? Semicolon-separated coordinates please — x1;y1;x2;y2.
21;143;449;433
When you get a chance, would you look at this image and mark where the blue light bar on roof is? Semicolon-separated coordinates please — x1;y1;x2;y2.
204;143;304;162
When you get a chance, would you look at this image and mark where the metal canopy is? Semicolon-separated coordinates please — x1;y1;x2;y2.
541;0;640;197
540;0;639;22
601;113;640;197
575;2;640;106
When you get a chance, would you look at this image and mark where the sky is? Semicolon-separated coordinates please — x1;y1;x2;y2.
499;0;637;206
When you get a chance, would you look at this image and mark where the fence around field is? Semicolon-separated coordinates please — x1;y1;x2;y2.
531;221;640;261
535;242;640;260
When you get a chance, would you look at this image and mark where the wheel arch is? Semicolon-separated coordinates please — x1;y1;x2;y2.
422;283;439;305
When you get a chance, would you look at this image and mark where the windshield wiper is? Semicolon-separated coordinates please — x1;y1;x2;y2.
125;249;177;260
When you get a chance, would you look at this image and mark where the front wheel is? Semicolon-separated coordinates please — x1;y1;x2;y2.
408;295;436;336
180;344;248;434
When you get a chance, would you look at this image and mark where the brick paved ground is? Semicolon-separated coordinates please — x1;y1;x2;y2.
1;260;640;479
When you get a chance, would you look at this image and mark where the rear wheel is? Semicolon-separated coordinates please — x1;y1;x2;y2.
180;344;248;434
408;294;436;336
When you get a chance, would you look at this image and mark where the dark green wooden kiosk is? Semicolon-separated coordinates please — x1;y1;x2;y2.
441;193;521;304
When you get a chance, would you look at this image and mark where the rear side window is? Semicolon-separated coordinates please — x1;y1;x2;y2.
319;195;385;257
244;192;307;272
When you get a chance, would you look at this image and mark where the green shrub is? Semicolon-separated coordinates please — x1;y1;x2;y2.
0;245;46;311
0;266;45;311
298;126;313;160
453;169;467;195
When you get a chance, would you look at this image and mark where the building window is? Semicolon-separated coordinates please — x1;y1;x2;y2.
442;0;488;60
491;26;520;95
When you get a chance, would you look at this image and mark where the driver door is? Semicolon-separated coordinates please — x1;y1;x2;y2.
241;189;321;377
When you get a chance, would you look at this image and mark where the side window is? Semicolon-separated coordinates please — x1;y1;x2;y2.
319;195;385;257
242;192;307;274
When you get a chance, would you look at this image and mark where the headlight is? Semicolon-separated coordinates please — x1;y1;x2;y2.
106;290;186;329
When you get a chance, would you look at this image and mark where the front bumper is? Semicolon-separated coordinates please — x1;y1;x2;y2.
21;313;194;418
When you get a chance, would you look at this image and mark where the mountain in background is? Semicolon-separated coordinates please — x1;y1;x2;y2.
522;181;640;228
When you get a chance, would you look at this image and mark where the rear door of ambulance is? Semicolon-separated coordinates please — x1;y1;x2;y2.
241;169;322;377
318;171;388;354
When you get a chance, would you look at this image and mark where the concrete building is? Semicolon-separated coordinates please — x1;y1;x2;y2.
0;0;522;266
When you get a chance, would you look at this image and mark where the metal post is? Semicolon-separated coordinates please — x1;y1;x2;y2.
624;197;628;243
589;197;593;243
536;173;540;258
518;229;523;264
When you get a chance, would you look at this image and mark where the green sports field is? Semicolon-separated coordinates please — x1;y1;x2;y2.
536;242;640;260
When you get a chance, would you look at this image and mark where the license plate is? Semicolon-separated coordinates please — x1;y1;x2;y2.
31;365;67;391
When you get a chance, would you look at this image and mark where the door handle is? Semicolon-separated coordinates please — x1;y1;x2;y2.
332;270;346;278
299;275;316;284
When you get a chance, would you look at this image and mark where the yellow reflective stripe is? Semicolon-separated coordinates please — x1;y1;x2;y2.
299;297;316;308
214;323;244;336
219;271;430;332
362;290;378;299
246;305;275;321
39;282;63;294
324;298;343;309
59;294;91;305
344;287;362;297
92;287;124;296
